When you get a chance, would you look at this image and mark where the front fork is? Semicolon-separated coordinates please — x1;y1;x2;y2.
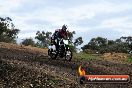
65;45;70;55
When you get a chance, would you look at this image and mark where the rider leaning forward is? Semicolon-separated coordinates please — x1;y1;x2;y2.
51;25;68;51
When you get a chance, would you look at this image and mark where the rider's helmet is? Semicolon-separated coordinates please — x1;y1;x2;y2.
62;25;67;32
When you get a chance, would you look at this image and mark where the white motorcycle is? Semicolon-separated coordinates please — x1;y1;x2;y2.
48;38;72;61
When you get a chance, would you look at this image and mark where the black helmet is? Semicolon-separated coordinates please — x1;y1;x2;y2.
62;25;67;31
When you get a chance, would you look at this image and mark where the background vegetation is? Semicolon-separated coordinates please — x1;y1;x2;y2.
0;17;132;55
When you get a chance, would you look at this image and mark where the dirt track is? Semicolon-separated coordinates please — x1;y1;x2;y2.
0;43;132;88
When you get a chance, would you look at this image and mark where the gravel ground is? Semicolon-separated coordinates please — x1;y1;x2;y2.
0;45;132;88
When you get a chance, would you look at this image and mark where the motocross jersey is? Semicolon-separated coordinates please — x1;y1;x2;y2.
57;29;67;39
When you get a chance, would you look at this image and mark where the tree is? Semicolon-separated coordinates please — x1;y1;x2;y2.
67;30;83;52
0;17;20;43
82;37;107;53
74;37;83;46
108;40;115;45
120;36;132;53
35;31;52;48
82;37;109;54
21;38;35;46
115;39;122;44
82;36;131;54
67;31;75;42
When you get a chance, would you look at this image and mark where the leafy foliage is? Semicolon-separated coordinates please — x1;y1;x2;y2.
67;30;75;42
74;37;83;46
81;37;107;53
66;30;76;52
67;31;84;52
21;38;35;46
0;17;20;43
35;31;52;48
82;36;132;54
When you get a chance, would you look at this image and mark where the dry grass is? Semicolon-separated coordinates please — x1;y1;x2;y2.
101;52;128;63
0;42;48;54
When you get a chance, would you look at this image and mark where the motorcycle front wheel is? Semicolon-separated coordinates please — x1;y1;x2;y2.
48;49;57;59
65;50;72;61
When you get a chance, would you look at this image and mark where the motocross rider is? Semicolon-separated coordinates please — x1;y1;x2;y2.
51;25;68;51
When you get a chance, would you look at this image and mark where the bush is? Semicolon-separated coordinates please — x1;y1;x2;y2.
21;38;35;46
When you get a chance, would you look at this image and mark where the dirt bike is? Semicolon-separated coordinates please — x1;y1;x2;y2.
48;38;72;61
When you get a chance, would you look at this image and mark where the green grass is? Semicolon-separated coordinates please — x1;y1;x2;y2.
73;52;132;64
73;52;100;61
127;56;132;63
